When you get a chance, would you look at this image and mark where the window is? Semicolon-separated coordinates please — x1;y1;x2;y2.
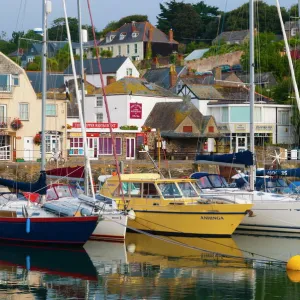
19;103;29;120
45;135;59;153
134;44;138;54
127;45;130;54
120;32;127;40
126;68;133;76
143;183;160;198
0;75;11;92
98;137;122;155
46;104;57;116
69;137;84;155
254;107;262;122
177;182;198;197
12;75;19;86
208;126;215;133
183;126;192;132
221;107;228;122
230;107;250;122
132;32;139;38
96;113;103;123
278;110;289;125
157;183;182;199
118;45;121;56
291;28;297;37
96;96;103;107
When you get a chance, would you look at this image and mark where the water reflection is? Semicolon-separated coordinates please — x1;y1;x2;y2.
0;234;299;299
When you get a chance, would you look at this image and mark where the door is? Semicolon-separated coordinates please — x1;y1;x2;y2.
87;138;98;159
24;137;34;161
126;138;135;159
236;136;247;152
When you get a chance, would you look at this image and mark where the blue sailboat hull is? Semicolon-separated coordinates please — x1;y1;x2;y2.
0;216;98;246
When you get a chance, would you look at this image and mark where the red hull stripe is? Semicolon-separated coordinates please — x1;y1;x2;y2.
0;216;98;223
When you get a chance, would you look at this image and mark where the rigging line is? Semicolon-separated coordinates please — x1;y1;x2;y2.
86;0;126;208
14;0;24;33
126;213;286;264
104;216;286;266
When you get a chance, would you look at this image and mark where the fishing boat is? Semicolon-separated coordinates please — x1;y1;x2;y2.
0;0;99;245
99;173;252;237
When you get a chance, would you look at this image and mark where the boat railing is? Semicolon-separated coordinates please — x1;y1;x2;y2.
200;191;254;204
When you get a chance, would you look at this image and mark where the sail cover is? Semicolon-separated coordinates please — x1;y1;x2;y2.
195;150;254;167
0;171;47;195
46;166;84;181
256;168;300;177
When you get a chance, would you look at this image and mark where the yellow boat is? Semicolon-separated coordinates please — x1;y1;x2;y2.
100;174;253;237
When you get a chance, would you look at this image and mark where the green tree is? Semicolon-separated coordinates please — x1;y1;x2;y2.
55;44;71;71
225;2;289;34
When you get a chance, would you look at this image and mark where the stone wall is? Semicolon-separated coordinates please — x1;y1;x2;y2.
186;51;244;72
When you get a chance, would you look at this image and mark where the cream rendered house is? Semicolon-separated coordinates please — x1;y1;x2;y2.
0;52;67;161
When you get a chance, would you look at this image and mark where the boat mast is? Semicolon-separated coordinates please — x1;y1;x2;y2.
77;0;89;195
276;0;300;113
249;0;255;191
62;0;95;199
41;0;50;172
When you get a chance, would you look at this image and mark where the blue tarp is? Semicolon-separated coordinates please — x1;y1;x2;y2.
0;171;47;195
195;150;254;167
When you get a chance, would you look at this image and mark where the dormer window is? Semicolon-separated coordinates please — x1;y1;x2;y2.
120;32;127;40
132;32;139;38
106;35;116;43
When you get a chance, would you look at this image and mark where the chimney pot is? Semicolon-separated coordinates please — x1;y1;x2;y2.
169;29;174;42
169;64;177;88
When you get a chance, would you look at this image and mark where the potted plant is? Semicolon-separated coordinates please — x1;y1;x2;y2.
16;158;25;162
141;125;152;132
10;118;23;130
66;124;72;129
33;133;42;146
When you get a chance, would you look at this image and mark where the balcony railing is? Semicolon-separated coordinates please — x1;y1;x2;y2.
0;118;11;129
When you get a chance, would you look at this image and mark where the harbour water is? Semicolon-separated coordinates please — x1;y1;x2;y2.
1;233;300;299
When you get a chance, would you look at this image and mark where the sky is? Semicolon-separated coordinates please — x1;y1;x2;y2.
0;0;298;38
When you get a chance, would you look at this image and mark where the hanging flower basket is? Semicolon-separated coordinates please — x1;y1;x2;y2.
141;125;152;132
33;133;41;145
66;124;72;129
10;118;23;130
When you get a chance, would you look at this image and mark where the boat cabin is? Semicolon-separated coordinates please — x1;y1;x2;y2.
46;184;78;200
100;174;202;208
190;172;235;190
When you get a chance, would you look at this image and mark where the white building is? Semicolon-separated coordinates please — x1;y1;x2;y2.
178;84;295;152
67;77;182;160
64;57;139;88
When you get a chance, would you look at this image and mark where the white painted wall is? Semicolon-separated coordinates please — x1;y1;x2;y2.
101;41;144;60
116;58;140;79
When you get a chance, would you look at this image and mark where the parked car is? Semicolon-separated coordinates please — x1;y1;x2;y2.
231;64;242;72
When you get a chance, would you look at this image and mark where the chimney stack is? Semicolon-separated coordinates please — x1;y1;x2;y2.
131;21;136;32
169;29;173;42
214;67;222;82
169;65;177;88
107;76;116;85
149;25;153;41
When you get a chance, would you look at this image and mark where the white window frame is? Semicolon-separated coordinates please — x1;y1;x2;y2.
46;104;57;116
69;137;84;156
132;32;139;38
127;45;130;55
134;44;138;54
126;68;133;76
0;74;11;92
98;137;122;155
118;45;121;56
278;110;289;125
96;113;103;123
120;33;127;40
96;96;103;107
12;75;19;86
221;107;229;123
45;135;59;153
19;103;29;120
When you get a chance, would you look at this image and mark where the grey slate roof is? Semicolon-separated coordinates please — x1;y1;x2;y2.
64;57;127;75
236;72;277;87
213;30;249;44
27;72;65;93
0;52;22;75
185;84;224;99
143;66;185;89
99;22;178;46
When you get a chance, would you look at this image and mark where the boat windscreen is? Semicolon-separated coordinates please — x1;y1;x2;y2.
208;175;228;188
198;176;212;189
157;183;182;198
177;182;199;197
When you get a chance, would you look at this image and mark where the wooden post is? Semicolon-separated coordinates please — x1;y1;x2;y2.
157;129;161;170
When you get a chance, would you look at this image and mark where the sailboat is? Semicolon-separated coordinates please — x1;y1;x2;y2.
0;0;99;245
191;0;300;237
42;0;128;242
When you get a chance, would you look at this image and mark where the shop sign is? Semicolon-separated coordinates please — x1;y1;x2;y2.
69;132;82;137
87;133;100;137
72;122;118;129
234;124;247;132
255;124;273;133
130;103;142;119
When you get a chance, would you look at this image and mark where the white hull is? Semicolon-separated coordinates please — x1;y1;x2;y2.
90;213;127;242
